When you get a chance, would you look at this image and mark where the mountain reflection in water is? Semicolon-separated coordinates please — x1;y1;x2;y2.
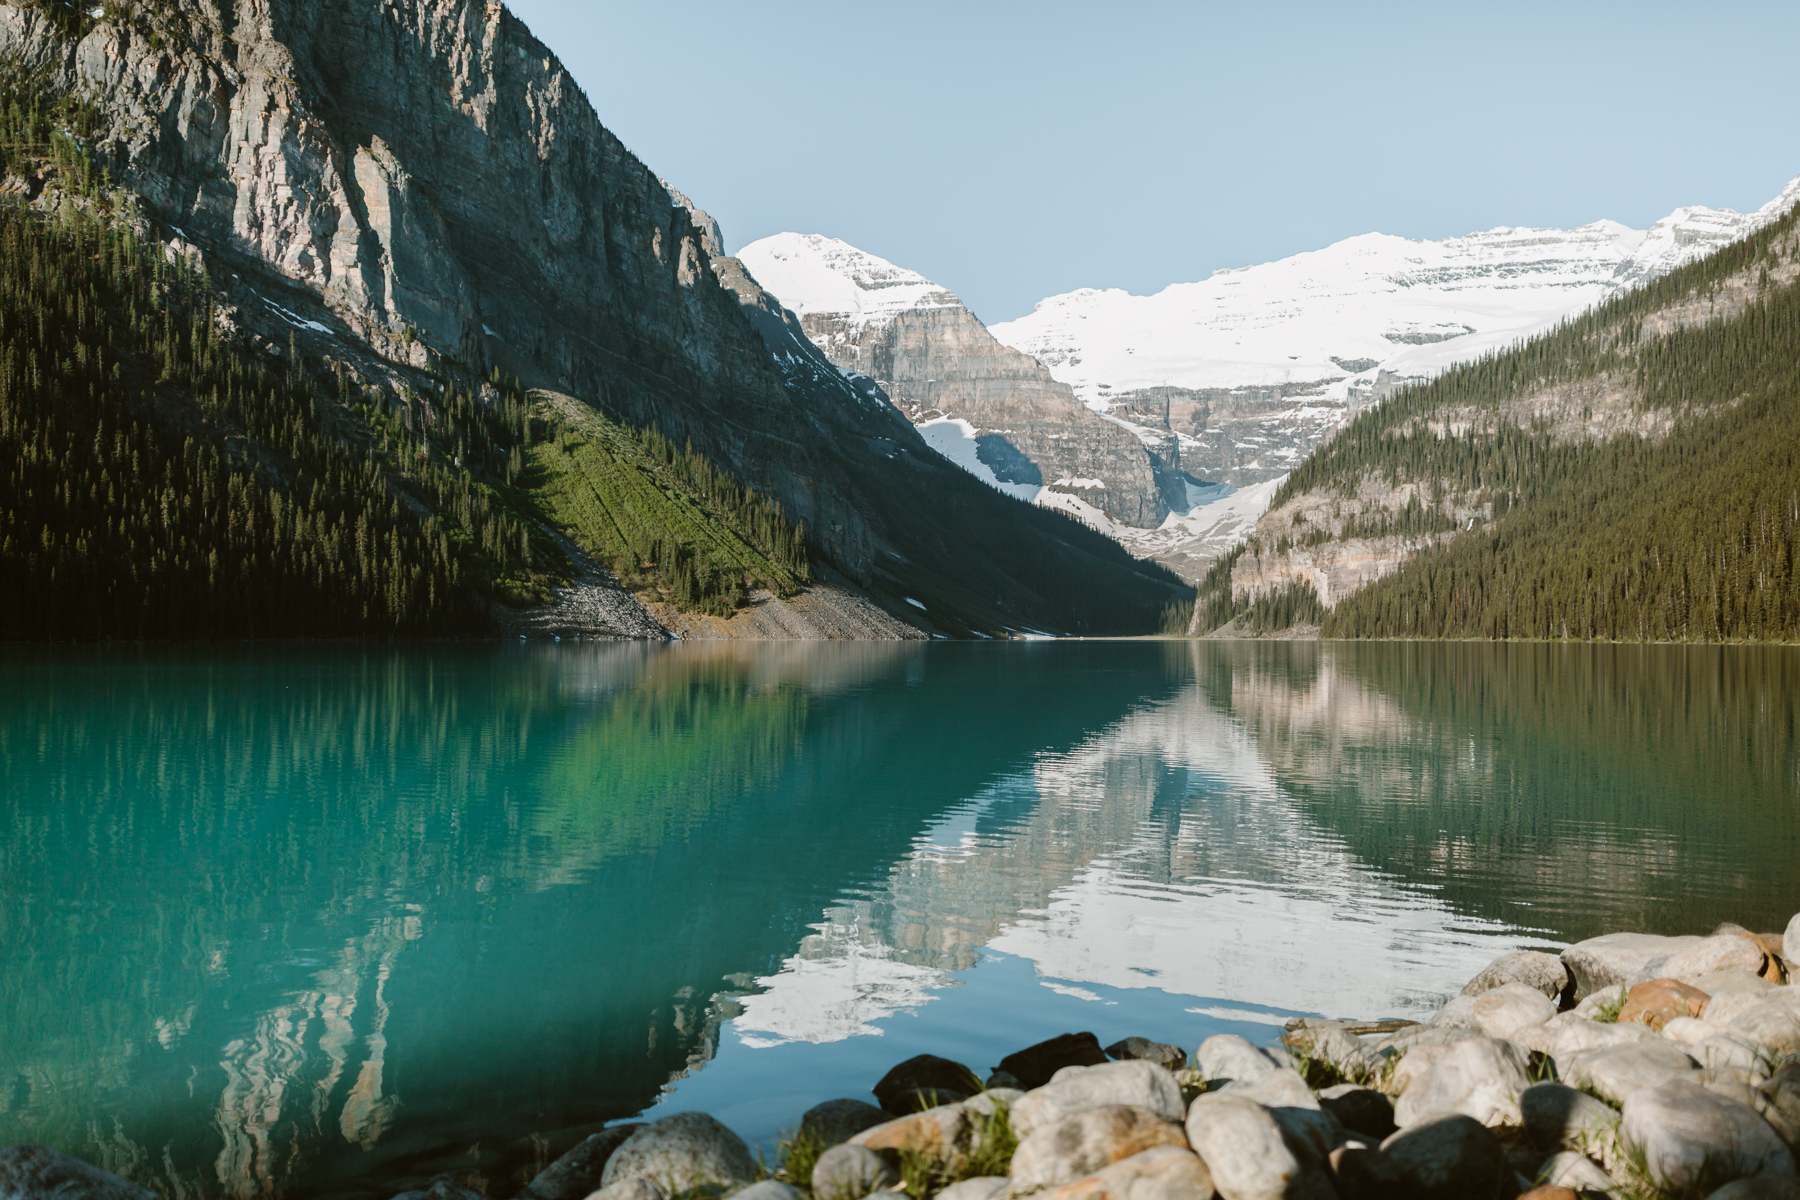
1;641;1794;1199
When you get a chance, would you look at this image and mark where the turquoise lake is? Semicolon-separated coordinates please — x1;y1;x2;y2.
2;641;1797;1198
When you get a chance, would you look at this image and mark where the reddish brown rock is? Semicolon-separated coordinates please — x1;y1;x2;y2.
1618;978;1711;1030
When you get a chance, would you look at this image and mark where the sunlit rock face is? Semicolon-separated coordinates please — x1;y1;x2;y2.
991;177;1800;489
740;234;1177;528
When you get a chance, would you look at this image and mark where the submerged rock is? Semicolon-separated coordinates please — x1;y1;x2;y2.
1104;1037;1187;1074
0;1146;157;1200
601;1112;758;1193
522;1125;641;1200
998;1032;1108;1089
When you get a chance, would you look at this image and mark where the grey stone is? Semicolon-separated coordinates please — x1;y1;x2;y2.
1761;1061;1800;1148
1461;949;1571;1001
1282;1021;1379;1084
581;1180;666;1200
389;1181;486;1200
810;1144;899;1200
1009;1104;1189;1192
1378;1115;1508;1200
1721;990;1800;1058
1391;1036;1531;1129
1786;913;1800;976
1470;982;1556;1041
1219;1068;1321;1112
1563;933;1703;1000
1318;1084;1396;1139
601;1113;758;1193
1030;1146;1215;1200
0;1147;157;1200
1572;984;1628;1019
799;1099;889;1150
1429;994;1480;1030
1193;1035;1292;1087
1011;1060;1185;1138
1532;1009;1656;1060
1656;934;1770;985
1561;1039;1699;1106
1105;1037;1187;1074
524;1126;641;1200
1621;1077;1795;1193
1520;1082;1622;1170
998;1032;1109;1090
1185;1095;1332;1200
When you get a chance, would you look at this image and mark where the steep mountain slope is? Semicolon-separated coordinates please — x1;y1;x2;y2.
1193;196;1800;642
993;178;1800;491
738;233;1179;527
0;0;1188;638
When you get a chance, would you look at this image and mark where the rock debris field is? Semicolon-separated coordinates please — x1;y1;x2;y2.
4;917;1799;1200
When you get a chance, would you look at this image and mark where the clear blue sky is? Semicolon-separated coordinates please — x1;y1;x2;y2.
508;0;1800;323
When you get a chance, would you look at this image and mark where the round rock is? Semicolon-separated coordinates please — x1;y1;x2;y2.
1622;1076;1795;1193
1391;1036;1530;1129
1105;1036;1187;1073
1193;1034;1292;1087
1009;1104;1189;1192
1379;1115;1508;1200
1319;1084;1396;1140
1186;1095;1325;1200
1461;949;1571;1001
810;1143;899;1200
799;1099;889;1150
1011;1059;1185;1138
871;1054;980;1114
601;1112;758;1193
998;1031;1108;1089
1036;1146;1215;1200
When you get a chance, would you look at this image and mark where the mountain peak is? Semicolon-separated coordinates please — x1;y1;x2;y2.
738;233;960;326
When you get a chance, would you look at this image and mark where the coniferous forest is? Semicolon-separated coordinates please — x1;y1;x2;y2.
0;91;816;638
1199;199;1800;643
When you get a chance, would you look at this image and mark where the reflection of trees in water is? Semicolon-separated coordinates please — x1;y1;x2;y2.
1196;641;1800;939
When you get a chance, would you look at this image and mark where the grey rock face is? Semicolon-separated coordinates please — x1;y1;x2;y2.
810;1144;900;1200
600;1112;758;1193
739;237;1175;529
1621;1077;1795;1193
0;0;1182;637
0;1145;157;1200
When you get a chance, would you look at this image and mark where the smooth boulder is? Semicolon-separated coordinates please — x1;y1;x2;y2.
1519;1083;1621;1171
1536;1150;1618;1193
1560;1039;1699;1106
1009;1104;1189;1192
1470;982;1556;1041
732;1184;806;1200
1318;1084;1395;1140
1391;1036;1530;1128
800;1099;890;1149
1193;1035;1291;1087
872;1054;981;1114
1461;950;1571;1001
1011;1061;1185;1138
1035;1146;1215;1200
600;1112;758;1193
523;1126;642;1200
1619;978;1713;1030
810;1143;900;1200
936;1179;1010;1200
999;1032;1109;1089
1185;1095;1329;1200
1563;933;1701;1000
1786;913;1800;973
1657;935;1770;986
1622;1077;1796;1193
1379;1115;1508;1200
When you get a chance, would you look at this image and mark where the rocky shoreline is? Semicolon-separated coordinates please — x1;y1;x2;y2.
6;918;1799;1200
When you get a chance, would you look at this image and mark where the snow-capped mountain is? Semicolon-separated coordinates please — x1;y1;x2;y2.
991;175;1800;488
739;233;1181;527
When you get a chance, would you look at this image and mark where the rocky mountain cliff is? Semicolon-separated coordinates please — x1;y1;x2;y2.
738;233;1179;527
992;177;1800;490
0;0;1187;636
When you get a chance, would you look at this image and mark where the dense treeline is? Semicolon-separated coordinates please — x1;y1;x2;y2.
1200;196;1800;642
0;86;817;637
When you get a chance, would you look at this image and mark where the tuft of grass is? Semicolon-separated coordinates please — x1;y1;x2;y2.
894;1098;1018;1198
1592;991;1629;1024
777;1124;826;1190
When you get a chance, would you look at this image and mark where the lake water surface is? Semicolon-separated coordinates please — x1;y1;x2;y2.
2;641;1797;1198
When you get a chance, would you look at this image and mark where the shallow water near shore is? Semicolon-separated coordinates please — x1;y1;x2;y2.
2;640;1797;1198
